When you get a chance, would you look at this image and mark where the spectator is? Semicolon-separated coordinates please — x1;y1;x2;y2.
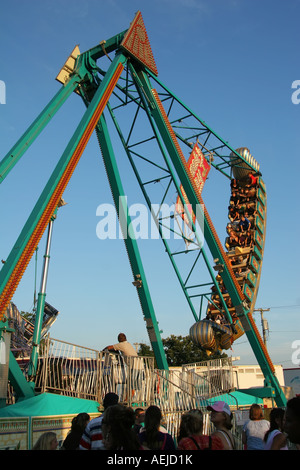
242;404;270;450
283;396;300;450
32;432;58;450
264;408;288;450
177;409;223;450
207;401;235;450
102;404;142;450
103;334;142;397
103;333;138;358
79;392;119;450
138;405;175;450
62;413;90;450
133;408;145;434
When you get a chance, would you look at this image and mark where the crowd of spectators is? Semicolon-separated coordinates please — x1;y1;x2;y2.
33;395;300;451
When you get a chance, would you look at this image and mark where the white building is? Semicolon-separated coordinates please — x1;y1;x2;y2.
232;363;285;390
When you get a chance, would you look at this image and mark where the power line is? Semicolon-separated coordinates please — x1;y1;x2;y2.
266;305;300;309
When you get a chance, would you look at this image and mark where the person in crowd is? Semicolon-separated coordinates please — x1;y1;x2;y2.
138;405;176;450
245;186;257;198
32;432;58;450
177;409;223;450
242;404;270;450
206;311;214;321
283;396;300;450
214;313;223;324
238;188;247;202
238;232;247;247
228;206;240;226
230;178;238;191
244;211;254;225
103;333;142;397
79;392;119;450
133;408;145;434
103;333;138;357
248;172;258;187
244;230;253;248
235;267;250;279
230;192;240;207
207;401;235;450
228;230;240;248
61;413;90;450
102;404;142;450
264;408;288;450
239;214;251;233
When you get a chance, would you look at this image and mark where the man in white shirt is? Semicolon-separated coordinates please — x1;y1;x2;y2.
104;333;142;398
104;333;138;357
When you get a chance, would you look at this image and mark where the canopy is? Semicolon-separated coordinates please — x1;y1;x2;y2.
0;393;100;418
206;390;263;408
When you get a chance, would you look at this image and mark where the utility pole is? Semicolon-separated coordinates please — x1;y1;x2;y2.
254;308;270;346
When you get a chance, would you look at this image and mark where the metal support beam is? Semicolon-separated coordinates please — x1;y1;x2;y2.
28;214;55;379
0;74;80;184
93;113;168;370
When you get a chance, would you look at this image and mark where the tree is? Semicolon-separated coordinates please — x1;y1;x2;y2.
138;343;155;358
138;335;227;367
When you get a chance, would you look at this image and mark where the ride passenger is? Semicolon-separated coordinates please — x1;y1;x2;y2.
239;215;251;233
230;192;240;207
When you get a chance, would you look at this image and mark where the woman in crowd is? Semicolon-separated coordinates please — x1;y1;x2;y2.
102;404;142;450
242;404;270;450
177;409;223;450
207;401;235;450
138;405;176;450
61;412;90;450
264;408;288;450
32;432;59;450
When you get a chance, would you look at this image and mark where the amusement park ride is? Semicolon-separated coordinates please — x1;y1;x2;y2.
0;12;286;407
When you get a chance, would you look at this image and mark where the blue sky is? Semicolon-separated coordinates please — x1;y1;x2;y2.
0;0;299;370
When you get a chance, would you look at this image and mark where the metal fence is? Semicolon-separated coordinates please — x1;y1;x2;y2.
14;337;243;446
181;357;235;396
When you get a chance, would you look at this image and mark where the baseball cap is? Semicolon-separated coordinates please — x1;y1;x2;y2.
207;401;231;416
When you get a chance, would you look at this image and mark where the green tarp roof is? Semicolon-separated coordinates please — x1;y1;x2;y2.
0;393;100;418
0;390;263;419
206;390;263;408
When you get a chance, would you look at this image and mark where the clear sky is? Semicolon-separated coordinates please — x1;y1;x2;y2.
0;0;299;371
